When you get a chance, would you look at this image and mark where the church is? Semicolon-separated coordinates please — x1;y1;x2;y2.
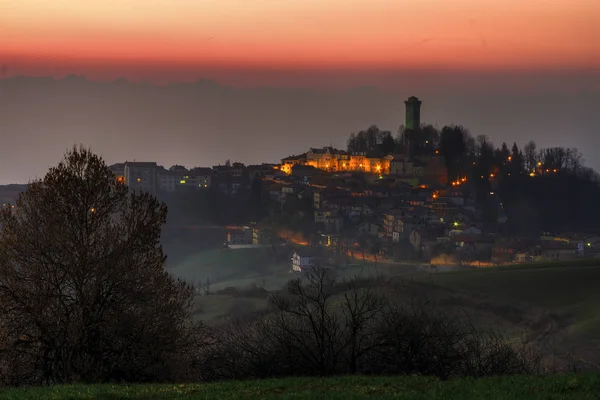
279;96;447;185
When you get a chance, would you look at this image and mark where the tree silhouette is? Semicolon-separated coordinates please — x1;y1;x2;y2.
0;146;199;384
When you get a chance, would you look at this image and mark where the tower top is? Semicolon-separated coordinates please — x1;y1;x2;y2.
404;96;422;132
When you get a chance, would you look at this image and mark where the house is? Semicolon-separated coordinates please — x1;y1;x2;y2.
320;233;340;247
291;249;320;272
453;234;495;255
409;228;441;257
226;228;253;245
396;216;426;240
281;184;304;197
383;210;403;239
516;241;578;263
491;239;535;263
157;166;212;192
124;161;159;195
357;221;380;237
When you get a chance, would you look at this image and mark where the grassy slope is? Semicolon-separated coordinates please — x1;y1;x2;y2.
2;375;599;399
411;262;600;369
169;247;290;286
423;263;600;337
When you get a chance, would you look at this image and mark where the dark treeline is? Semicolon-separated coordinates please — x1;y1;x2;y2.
346;124;439;155
431;126;600;235
345;123;600;236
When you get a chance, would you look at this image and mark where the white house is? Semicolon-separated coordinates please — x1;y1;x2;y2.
291;250;318;272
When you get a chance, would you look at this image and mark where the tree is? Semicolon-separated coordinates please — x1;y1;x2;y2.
510;142;525;175
439;125;469;180
420;124;440;153
365;125;379;153
380;132;396;154
347;132;357;153
524;141;537;172
0;146;201;385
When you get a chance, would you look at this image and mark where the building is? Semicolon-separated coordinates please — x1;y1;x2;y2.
291;249;319;272
157;166;212;192
277;96;446;184
516;241;578;263
280;154;307;174
108;163;125;182
281;147;392;175
124;162;159;195
226;228;253;245
212;163;247;196
405;96;422;131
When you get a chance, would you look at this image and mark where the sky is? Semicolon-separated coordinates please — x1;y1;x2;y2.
0;0;598;183
1;0;598;84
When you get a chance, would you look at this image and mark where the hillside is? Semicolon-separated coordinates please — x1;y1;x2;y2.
0;184;27;204
415;262;600;369
1;375;598;399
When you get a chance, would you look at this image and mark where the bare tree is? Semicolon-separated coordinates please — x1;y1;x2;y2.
0;146;201;385
202;273;543;381
524;140;537;171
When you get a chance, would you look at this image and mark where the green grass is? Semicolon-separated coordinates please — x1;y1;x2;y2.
421;263;600;337
2;375;600;399
169;247;289;286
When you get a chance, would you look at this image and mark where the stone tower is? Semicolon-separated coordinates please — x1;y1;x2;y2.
404;96;422;132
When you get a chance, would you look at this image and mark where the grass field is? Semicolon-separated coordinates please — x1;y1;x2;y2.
169;247;291;286
166;233;600;366
424;263;600;335
411;262;600;369
2;375;599;399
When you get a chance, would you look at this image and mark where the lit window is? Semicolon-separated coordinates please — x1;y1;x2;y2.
180;180;186;184
137;178;141;183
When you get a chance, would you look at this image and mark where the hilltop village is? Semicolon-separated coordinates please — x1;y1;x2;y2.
2;97;597;270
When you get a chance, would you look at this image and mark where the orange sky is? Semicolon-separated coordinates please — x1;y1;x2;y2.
1;0;598;81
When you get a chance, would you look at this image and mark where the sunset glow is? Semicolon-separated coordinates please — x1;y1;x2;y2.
1;0;598;82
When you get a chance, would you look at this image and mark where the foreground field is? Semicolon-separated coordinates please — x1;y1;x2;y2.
2;375;599;399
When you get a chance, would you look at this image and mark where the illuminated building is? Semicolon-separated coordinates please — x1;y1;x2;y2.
157;166;212;192
280;147;392;175
278;96;446;184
